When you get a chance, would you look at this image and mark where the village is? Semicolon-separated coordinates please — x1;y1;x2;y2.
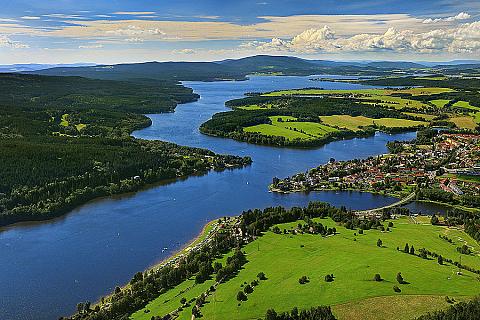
271;133;480;203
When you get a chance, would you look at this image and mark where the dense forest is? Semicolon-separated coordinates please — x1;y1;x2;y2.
201;96;424;147
0;74;251;226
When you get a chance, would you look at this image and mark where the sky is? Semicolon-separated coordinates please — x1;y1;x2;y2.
1;0;480;64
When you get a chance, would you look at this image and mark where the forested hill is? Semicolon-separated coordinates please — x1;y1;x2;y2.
0;73;251;227
27;55;445;81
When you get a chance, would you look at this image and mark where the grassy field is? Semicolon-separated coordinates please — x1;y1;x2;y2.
263;88;452;111
449;116;478;130
332;295;468;320
131;216;480;320
244;116;339;140
60;113;69;126
319;115;427;131
430;100;450;108
473;112;480;124
453;101;480;111
263;88;453;97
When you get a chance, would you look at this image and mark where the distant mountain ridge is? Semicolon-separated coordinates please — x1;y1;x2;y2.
20;55;480;81
0;63;95;73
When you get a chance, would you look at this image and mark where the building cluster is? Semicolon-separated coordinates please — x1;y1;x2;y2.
272;134;480;197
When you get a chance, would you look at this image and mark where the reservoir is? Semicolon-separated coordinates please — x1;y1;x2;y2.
1;76;429;320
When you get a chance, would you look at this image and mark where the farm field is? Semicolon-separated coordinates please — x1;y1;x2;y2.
131;216;480;320
244;116;339;140
319;115;427;131
453;101;480;111
263;88;455;110
449;116;478;130
430;99;450;108
263;87;453;97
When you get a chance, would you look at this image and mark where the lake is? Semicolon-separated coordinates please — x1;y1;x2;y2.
0;75;443;320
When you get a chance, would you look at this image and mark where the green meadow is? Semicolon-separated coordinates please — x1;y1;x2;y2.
320;115;427;131
453;101;480;111
244;116;339;140
263;88;455;111
131;216;480;320
430;99;450;108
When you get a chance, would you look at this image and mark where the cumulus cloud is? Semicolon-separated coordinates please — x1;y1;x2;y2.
105;25;172;38
0;34;29;48
244;20;480;55
423;12;471;24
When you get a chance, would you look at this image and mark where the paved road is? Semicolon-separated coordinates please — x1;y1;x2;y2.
356;191;416;215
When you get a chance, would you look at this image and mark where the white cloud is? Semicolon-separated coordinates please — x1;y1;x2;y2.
0;18;18;22
125;37;144;43
172;48;196;54
105;25;169;37
423;12;471;24
0;34;29;48
21;16;41;20
78;44;103;49
244;20;480;54
113;12;156;15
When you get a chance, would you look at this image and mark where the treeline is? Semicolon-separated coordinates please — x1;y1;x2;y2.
416;297;480;320
65;201;385;320
441;209;480;244
0;136;251;226
417;188;480;210
265;306;336;320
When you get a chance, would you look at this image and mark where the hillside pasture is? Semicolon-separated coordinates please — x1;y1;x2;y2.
132;216;480;320
319;115;427;131
244;116;339;141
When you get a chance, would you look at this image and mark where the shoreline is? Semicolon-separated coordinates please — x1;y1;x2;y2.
86;218;222;315
148;219;218;272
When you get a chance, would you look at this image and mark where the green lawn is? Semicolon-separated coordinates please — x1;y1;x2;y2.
453;101;480;111
60;113;69;126
244;116;339;140
430;100;450;108
320;115;427;131
472;112;480;124
132;216;480;320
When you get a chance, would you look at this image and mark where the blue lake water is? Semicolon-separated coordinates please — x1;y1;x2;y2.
0;75;441;320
